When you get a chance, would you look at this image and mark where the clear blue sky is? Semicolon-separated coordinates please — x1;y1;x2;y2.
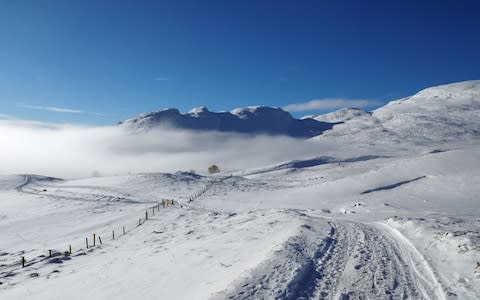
1;0;479;124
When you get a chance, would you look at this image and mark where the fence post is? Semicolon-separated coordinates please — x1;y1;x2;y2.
93;234;96;247
123;226;126;234
86;237;89;249
69;245;72;254
49;249;52;257
21;256;25;268
138;218;141;226
145;210;148;221
112;230;115;240
98;236;102;245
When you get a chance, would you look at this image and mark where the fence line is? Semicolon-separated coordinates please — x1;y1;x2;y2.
0;175;232;276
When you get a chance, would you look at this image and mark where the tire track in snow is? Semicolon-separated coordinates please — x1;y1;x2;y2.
376;222;447;300
218;216;445;300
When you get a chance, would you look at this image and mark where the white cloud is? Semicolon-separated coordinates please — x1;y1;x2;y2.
0;113;15;119
284;98;381;112
153;77;169;81
0;119;342;179
19;103;84;113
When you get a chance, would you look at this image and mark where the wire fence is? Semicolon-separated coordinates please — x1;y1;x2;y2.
0;175;230;277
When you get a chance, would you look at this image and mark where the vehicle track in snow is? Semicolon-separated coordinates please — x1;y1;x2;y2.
219;216;445;300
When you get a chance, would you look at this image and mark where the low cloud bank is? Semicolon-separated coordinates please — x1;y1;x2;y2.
0;119;337;179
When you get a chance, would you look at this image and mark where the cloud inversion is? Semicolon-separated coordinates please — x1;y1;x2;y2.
0;118;346;179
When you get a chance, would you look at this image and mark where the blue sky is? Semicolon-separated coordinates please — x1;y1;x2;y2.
1;0;479;124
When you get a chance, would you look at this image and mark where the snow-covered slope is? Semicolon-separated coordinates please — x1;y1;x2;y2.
120;80;480;141
119;106;334;138
313;107;392;139
1;145;479;299
313;107;373;123
373;80;480;142
1;80;480;299
311;80;480;144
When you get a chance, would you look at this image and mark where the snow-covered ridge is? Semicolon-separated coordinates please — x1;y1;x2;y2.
372;80;480;142
313;107;373;123
119;106;334;138
119;80;480;141
311;80;480;143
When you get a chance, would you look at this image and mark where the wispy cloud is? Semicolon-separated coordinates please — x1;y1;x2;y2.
19;103;84;113
153;77;169;81
0;113;15;119
17;103;110;117
284;98;382;112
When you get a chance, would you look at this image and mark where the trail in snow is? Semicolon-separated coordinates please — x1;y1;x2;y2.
218;216;446;300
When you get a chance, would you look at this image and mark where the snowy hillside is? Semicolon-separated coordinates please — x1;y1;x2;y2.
119;80;480;143
373;80;480;142
309;80;480;144
310;107;396;143
1;146;479;299
119;106;334;138
1;80;480;299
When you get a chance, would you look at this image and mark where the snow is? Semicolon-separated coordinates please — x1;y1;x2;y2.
1;80;480;299
119;105;334;138
373;80;480;142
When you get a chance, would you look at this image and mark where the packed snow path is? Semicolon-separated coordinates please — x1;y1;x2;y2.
219;216;445;300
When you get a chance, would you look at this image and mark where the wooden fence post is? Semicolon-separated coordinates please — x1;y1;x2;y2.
86;237;89;249
112;230;115;240
98;236;102;245
21;256;25;268
49;249;52;257
123;226;126;234
145;210;148;220
93;234;96;247
69;245;72;254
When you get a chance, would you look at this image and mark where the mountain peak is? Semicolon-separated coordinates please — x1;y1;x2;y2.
120;105;334;137
188;106;210;115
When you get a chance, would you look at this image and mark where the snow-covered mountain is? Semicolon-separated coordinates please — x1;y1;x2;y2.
119;106;334;138
118;80;480;142
120;80;480;142
311;80;480;143
2;80;480;299
373;80;480;142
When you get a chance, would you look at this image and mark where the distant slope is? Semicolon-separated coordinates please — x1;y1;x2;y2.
119;80;480;141
119;106;334;138
373;80;480;142
309;107;400;143
312;80;480;143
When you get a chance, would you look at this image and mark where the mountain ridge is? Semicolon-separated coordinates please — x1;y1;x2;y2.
119;105;335;138
119;80;480;141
